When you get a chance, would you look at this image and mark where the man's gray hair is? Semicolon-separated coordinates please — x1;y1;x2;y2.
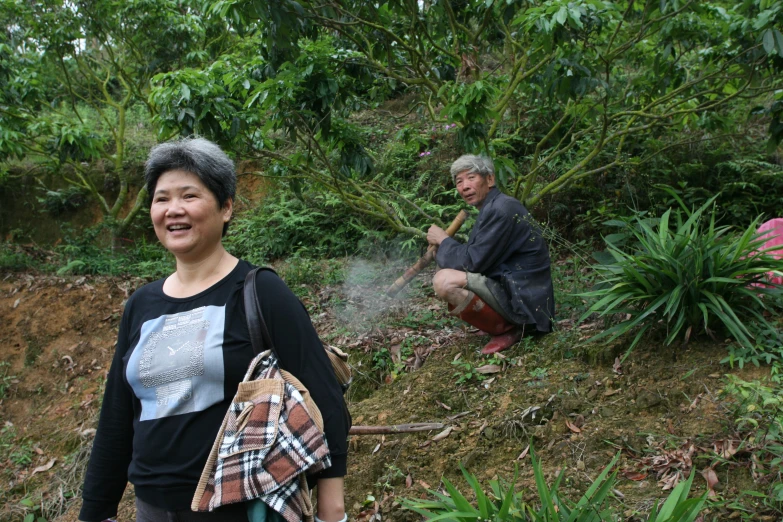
450;155;494;184
145;137;236;235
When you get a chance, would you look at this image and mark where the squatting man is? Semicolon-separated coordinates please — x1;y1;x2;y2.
426;155;555;354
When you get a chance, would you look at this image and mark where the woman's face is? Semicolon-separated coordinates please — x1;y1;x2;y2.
150;170;232;261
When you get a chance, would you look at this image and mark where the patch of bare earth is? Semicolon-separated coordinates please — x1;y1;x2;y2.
0;274;142;522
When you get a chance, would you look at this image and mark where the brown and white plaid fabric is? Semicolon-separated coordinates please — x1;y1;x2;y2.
192;352;331;522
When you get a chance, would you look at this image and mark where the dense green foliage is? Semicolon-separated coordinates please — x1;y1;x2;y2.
147;0;783;237
650;160;783;228
581;191;783;352
0;227;174;279
3;0;781;241
224;191;376;262
0;0;222;235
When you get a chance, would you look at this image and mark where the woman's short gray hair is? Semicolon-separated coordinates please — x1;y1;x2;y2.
450;155;494;184
145;137;236;236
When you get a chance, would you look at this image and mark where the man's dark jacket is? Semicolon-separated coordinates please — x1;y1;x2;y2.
435;187;555;332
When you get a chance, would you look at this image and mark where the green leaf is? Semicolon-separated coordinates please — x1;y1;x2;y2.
774;29;783;56
440;476;477;515
555;6;568;25
568;8;583;29
460;466;492;517
532;450;558;519
763;29;776;54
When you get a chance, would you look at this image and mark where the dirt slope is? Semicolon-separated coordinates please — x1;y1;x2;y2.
0;274;146;521
0;271;775;521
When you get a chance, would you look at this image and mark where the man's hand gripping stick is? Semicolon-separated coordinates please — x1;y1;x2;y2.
385;210;468;297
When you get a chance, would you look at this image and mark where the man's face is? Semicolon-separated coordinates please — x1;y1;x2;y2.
455;170;495;207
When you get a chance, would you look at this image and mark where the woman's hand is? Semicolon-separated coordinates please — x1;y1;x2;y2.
316;477;346;522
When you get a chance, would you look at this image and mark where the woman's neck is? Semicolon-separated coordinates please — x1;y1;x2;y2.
165;246;238;298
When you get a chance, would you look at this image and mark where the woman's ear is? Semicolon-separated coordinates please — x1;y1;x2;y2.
222;198;233;222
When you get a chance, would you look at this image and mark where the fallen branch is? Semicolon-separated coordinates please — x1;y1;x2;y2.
349;422;445;435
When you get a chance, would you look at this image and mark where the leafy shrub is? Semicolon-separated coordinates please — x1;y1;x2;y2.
400;451;706;521
722;320;783;383
0;242;39;271
54;224;173;279
654;160;783;229
122;239;175;280
724;376;783;439
225;192;380;262
581;192;783;352
277;257;345;288
376;137;421;180
36;186;88;216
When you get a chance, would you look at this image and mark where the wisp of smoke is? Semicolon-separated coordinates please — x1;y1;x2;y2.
335;258;416;328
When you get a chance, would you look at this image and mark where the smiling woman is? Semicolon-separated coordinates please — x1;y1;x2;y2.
78;138;350;522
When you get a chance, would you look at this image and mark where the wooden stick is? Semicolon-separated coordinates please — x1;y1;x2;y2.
349;422;445;435
385;210;469;297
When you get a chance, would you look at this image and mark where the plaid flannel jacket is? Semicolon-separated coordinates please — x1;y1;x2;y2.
192;352;332;522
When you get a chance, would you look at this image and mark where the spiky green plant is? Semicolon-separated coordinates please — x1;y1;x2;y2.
399;450;706;521
400;463;529;521
529;451;619;521
580;190;783;353
645;469;707;522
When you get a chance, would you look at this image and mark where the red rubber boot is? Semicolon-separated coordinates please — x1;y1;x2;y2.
450;293;522;354
480;329;523;354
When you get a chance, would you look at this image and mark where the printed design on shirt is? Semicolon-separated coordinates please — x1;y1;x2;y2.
139;309;207;390
127;305;226;421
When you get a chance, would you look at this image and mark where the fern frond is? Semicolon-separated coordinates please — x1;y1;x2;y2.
390;201;411;226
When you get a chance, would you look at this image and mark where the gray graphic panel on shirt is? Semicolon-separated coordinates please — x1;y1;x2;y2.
126;305;226;421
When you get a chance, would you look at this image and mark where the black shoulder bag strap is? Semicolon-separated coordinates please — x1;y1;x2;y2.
244;266;351;395
243;267;277;356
